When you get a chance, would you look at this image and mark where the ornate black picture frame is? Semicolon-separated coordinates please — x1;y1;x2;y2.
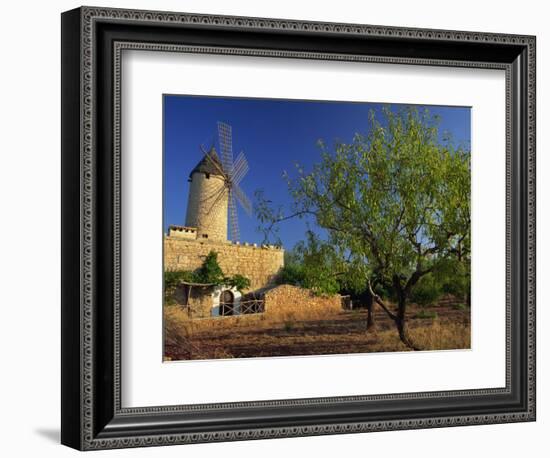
61;6;536;450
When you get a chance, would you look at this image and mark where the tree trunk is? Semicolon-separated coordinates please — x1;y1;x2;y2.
367;276;419;349
365;290;375;330
395;295;421;351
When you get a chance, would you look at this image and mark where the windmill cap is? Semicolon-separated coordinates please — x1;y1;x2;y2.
189;148;224;178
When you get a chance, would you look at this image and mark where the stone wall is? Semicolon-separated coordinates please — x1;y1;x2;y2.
164;236;284;291
263;284;343;317
173;284;214;319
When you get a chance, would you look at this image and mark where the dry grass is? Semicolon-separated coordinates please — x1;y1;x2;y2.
164;303;470;361
408;320;470;350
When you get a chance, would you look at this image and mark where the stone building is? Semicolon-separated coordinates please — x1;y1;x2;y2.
172;283;243;319
173;283;343;320
183;150;228;242
164;149;285;316
165;149;347;320
164;236;284;291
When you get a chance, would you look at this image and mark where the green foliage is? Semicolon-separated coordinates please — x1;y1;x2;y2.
225;274;251;292
195;251;225;284
164;270;197;291
434;257;470;298
409;257;471;306
164;251;251;295
279;263;305;287
279;231;344;295
164;270;195;305
452;303;468;311
410;273;443;307
295;231;343;294
257;106;470;305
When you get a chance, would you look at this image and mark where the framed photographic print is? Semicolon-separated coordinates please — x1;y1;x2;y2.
61;6;536;450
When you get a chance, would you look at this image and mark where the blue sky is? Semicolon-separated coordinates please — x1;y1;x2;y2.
163;95;470;250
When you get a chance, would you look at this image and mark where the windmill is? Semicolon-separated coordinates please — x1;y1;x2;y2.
199;122;252;242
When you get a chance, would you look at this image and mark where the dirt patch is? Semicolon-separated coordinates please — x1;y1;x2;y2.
164;304;470;361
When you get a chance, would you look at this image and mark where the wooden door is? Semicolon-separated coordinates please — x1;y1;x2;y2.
220;290;234;316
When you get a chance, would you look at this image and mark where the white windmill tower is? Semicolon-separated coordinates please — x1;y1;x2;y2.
184;122;252;242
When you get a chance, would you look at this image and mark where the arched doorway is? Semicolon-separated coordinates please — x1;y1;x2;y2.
219;290;234;316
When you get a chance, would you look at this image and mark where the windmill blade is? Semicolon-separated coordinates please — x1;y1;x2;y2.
228;191;240;242
200;144;227;178
217;121;234;176
231;182;252;216
232;152;249;185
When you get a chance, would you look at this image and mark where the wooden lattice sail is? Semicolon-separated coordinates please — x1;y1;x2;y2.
197;121;252;242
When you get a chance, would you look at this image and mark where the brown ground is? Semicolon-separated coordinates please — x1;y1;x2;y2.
164;302;470;361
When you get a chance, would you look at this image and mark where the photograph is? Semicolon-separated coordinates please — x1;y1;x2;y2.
162;95;472;361
52;2;537;453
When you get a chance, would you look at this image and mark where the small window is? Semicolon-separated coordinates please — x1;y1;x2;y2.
205;173;210;179
202;234;208;238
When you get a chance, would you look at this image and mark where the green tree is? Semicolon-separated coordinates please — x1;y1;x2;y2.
409;272;443;307
434;256;471;306
279;230;344;295
257;106;470;349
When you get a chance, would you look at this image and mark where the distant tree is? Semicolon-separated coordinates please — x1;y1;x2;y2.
409;256;471;307
278;250;305;287
256;106;470;349
434;256;471;306
409;272;443;307
279;230;344;295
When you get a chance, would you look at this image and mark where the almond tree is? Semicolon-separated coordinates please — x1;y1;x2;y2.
257;107;470;350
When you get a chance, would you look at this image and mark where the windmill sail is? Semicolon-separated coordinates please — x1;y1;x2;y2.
217;122;234;176
209;121;251;242
232;182;252;215
228;192;240;242
232;152;249;185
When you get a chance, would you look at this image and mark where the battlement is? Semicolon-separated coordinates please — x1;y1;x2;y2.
165;231;283;251
168;225;198;240
226;240;283;251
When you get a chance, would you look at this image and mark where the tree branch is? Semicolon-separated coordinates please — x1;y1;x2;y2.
367;278;398;321
260;209;316;243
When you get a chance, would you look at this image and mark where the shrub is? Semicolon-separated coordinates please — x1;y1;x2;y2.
410;273;443;307
164;270;196;291
278;264;305;286
195;251;225;284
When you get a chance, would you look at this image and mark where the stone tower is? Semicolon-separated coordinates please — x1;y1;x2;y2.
185;149;228;242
